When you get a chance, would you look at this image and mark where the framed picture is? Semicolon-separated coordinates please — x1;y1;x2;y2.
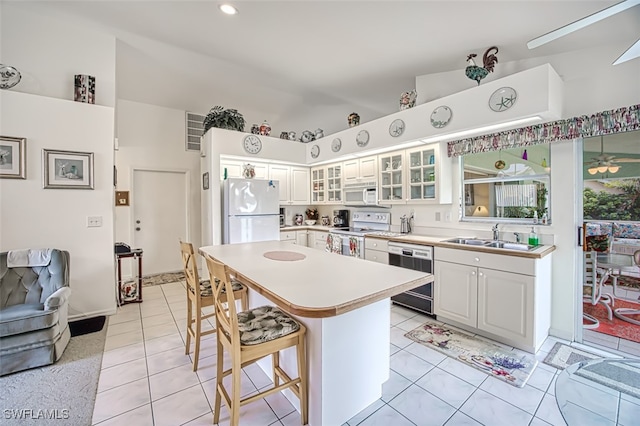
43;149;94;189
115;191;130;206
0;136;26;179
202;172;210;190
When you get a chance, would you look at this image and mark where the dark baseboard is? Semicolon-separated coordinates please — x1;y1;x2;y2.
69;316;106;337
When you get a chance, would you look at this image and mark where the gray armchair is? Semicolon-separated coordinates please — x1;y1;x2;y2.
0;249;71;376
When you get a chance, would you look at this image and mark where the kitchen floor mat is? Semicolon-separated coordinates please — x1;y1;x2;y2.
543;342;602;370
405;319;537;388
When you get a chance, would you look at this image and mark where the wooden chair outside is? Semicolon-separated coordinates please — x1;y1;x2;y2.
179;241;247;371
204;255;308;426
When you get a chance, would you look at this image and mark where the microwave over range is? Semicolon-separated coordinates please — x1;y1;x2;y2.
343;181;383;207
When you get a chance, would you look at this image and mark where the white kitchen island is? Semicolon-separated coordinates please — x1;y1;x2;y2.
199;240;433;426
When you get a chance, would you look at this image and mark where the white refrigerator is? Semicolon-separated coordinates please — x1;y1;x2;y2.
223;178;280;244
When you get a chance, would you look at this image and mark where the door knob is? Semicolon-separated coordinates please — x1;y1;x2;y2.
136;227;141;231
136;220;141;224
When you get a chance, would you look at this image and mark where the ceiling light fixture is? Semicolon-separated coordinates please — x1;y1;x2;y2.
219;4;238;15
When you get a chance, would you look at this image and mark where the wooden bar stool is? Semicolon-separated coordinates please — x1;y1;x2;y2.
204;255;308;426
179;241;248;371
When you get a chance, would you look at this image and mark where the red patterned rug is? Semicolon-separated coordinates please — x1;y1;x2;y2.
584;299;640;343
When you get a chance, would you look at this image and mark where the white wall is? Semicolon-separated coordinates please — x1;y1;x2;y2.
1;3;117;320
0;91;116;319
1;2;116;108
416;44;640;118
115;100;202;269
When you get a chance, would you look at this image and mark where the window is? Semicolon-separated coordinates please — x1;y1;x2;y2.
461;144;551;223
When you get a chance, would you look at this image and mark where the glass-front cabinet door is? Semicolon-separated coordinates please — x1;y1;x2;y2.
407;146;437;201
379;150;405;204
327;164;342;203
311;167;325;203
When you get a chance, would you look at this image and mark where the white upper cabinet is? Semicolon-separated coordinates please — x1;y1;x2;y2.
221;159;268;179
290;167;311;204
343;156;377;182
269;164;310;205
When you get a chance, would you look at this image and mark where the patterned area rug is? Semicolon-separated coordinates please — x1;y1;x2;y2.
583;299;640;343
542;342;601;370
405;319;537;388
142;271;185;287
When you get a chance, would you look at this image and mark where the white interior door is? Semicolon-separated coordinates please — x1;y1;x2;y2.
133;169;188;275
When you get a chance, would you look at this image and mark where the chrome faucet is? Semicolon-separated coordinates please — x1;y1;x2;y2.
514;232;521;243
492;223;500;240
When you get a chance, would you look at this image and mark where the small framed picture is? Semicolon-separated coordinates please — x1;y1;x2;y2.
43;149;94;189
202;172;210;190
0;136;27;179
115;190;130;206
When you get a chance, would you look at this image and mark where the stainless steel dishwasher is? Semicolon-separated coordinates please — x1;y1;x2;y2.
388;242;435;316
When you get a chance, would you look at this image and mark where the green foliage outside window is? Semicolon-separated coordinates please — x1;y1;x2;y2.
583;178;640;220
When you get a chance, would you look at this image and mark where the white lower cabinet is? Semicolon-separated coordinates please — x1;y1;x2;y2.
434;247;550;352
364;238;388;264
310;231;328;251
296;230;308;246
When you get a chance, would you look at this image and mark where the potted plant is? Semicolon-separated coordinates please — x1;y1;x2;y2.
203;106;246;133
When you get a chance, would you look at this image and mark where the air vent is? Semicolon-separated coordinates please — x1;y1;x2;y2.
185;112;205;152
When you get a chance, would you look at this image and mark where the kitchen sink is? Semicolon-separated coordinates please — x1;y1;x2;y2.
443;238;535;251
484;241;534;251
444;238;487;245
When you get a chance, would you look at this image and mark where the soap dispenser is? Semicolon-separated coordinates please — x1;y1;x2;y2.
528;227;539;246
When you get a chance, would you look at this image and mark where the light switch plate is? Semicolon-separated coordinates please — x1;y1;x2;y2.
87;216;103;227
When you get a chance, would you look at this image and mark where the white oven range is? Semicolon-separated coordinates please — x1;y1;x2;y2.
328;211;399;258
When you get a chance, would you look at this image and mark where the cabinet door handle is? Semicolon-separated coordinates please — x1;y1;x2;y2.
479;272;484;277
471;271;476;275
474;257;480;262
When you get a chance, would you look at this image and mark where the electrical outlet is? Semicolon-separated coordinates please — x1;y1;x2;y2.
87;216;103;227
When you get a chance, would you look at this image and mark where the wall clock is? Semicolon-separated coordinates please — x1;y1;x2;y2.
243;134;262;154
488;87;517;112
430;106;452;128
310;144;320;159
389;119;405;137
356;130;370;147
331;137;342;153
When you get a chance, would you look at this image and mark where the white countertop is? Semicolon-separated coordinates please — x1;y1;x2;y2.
199;240;432;318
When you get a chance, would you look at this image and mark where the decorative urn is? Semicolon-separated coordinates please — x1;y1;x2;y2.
259;120;271;136
348;112;360;127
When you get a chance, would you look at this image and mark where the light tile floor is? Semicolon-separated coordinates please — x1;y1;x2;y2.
92;281;630;426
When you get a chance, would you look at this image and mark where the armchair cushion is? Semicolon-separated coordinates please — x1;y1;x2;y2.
0;303;58;338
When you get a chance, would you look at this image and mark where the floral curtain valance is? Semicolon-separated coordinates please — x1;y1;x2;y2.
447;104;640;157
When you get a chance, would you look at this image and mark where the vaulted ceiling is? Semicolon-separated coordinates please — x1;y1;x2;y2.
15;1;640;134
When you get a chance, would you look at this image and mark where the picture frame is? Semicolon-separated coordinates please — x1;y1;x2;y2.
0;136;27;179
202;172;210;190
43;149;94;189
115;190;130;206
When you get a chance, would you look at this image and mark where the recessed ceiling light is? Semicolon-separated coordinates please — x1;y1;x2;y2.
219;4;238;15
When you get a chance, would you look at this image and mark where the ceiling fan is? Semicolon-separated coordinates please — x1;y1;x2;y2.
528;0;640;65
585;135;640;174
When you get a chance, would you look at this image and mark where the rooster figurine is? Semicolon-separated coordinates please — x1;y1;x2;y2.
465;46;499;85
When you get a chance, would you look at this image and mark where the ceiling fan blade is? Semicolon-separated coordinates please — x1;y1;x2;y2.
613;38;640;65
527;0;640;49
613;158;640;162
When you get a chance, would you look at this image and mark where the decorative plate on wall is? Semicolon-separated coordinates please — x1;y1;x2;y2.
356;130;370;147
489;87;517;112
389;119;405;137
430;106;452;128
310;144;320;159
331;137;342;152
